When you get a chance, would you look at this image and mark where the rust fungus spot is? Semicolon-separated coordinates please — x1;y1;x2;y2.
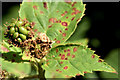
13;54;16;57
59;71;62;73
72;54;75;58
31;22;35;26
59;53;62;56
34;29;38;32
48;25;52;28
54;38;57;40
65;58;68;60
76;73;80;76
72;2;77;7
62;38;64;40
92;55;95;58
84;71;87;73
98;59;102;62
61;54;65;60
72;8;76;11
67;49;70;52
62;33;66;37
40;11;44;14
67;53;71;56
60;61;63;64
61;13;65;17
71;17;75;21
56;49;58;53
56;40;60;44
62;22;68;26
65;28;68;30
43;2;48;9
59;30;62;33
64;66;68;70
64;50;67;52
56;69;59;71
33;5;37;10
49;18;57;23
66;17;68;19
73;47;77;52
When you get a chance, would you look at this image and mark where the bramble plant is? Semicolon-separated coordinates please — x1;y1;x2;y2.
0;0;117;79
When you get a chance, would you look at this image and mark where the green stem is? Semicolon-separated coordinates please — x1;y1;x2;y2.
35;59;46;80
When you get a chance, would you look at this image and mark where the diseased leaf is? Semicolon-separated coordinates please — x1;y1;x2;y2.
0;58;31;77
42;45;116;77
19;1;85;47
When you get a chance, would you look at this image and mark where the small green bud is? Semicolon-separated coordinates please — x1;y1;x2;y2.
17;38;22;43
9;27;15;35
19;26;28;35
13;32;19;39
25;23;30;27
16;21;24;26
15;27;18;32
19;34;26;41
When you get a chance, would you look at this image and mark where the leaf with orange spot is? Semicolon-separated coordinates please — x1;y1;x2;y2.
19;0;85;47
42;45;116;77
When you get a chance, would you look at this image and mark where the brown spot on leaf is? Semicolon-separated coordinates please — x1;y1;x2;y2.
73;47;77;52
59;71;62;73
59;53;61;56
60;61;63;64
98;59;102;62
48;25;52;28
49;18;57;23
64;50;67;52
64;66;68;70
72;54;75;58
34;29;38;32
56;69;59;71
33;5;37;10
92;55;95;58
56;40;60;43
59;30;62;33
66;17;68;19
71;17;75;21
62;38;64;40
56;49;58;53
61;54;65;60
62;22;68;26
65;28;68;30
67;53;71;56
43;2;47;9
72;2;77;7
62;33;66;37
67;49;70;52
40;11;44;14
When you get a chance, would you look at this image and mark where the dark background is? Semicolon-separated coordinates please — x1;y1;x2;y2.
2;2;120;80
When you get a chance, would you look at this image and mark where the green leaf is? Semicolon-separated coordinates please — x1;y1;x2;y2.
100;49;118;78
19;1;85;47
0;57;31;77
42;45;116;77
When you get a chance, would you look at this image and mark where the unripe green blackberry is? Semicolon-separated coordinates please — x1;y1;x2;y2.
9;27;15;35
16;20;24;26
13;32;19;39
19;26;28;35
19;34;26;41
17;38;22;43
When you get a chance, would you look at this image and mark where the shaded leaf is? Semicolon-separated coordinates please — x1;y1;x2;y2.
19;0;85;47
42;45;116;77
0;58;31;77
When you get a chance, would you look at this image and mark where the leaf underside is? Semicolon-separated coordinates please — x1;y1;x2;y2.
42;45;116;77
19;1;85;47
